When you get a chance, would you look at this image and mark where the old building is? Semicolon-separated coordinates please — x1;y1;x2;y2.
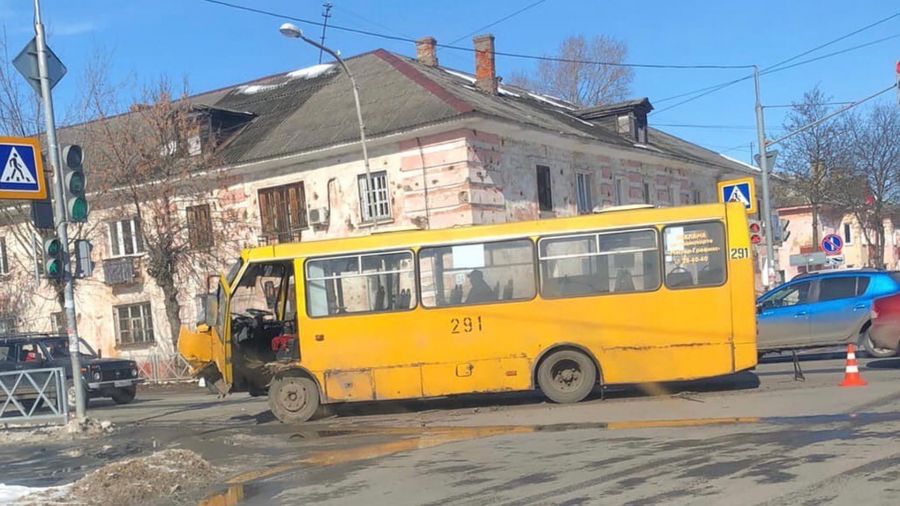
776;205;900;279
0;35;759;360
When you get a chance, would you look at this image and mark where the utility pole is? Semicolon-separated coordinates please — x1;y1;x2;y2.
318;2;333;64
753;66;776;288
33;0;86;420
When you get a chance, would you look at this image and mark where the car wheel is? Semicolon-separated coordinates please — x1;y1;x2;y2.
268;375;320;423
862;330;896;359
111;385;137;405
537;349;597;404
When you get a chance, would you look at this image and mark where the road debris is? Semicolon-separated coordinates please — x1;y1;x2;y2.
20;449;220;505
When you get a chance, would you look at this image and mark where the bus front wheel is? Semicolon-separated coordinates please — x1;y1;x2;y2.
268;375;320;423
537;349;597;404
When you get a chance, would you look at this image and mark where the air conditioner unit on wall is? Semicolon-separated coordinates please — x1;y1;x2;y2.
308;208;329;227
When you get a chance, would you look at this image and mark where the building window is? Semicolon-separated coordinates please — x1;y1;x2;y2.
0;236;8;275
575;173;593;214
614;178;626;206
108;218;143;257
692;189;702;205
358;171;391;222
536;165;553;212
115;302;155;346
186;204;214;249
843;223;853;245
642;182;652;204
259;182;308;243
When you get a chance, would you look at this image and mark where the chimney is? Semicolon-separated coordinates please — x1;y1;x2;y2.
416;36;438;67
473;34;497;94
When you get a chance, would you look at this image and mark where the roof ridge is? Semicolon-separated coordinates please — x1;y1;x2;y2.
373;49;474;114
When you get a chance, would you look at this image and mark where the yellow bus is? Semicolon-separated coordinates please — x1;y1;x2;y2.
179;203;757;422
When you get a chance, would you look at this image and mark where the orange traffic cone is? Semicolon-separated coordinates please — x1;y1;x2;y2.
839;344;867;387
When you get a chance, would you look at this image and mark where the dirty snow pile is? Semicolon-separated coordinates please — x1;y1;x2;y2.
0;418;113;445
0;484;67;505
19;449;220;505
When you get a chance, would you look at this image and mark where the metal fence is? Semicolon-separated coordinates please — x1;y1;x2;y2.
128;351;195;383
0;367;68;424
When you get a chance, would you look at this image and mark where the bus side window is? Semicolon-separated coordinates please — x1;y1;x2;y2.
306;251;416;317
419;239;535;308
663;222;726;289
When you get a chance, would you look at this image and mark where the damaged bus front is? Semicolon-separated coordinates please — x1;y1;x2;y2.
178;257;297;398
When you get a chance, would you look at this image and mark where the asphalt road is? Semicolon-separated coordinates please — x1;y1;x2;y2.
2;348;899;505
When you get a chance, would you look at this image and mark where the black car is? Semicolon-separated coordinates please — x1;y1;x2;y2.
0;333;142;406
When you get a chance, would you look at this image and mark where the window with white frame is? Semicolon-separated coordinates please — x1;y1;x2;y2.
108;218;143;257
115;302;155;346
358;171;391;222
575;173;593;214
0;236;9;275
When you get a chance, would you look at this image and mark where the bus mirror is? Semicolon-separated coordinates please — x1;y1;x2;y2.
264;280;277;309
196;293;218;327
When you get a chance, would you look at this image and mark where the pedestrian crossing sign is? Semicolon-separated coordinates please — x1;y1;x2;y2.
717;177;756;215
0;136;46;200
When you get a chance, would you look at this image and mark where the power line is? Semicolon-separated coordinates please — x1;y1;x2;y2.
652;8;900;113
448;0;550;45
763;101;853;109
651;32;900;115
198;0;755;69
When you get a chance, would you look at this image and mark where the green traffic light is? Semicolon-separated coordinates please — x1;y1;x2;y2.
66;171;85;194
45;258;62;278
44;238;61;257
68;197;89;222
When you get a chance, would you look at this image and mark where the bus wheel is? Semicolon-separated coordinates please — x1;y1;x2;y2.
537;349;597;404
268;375;320;423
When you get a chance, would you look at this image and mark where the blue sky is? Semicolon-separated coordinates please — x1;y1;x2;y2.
4;1;898;163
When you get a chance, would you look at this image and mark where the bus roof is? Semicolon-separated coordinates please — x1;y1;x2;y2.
245;202;737;261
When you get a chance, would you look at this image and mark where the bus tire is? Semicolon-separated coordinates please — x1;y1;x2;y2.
268;375;320;423
537;349;597;404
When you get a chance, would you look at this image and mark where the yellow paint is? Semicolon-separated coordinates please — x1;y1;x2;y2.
0;136;47;201
179;203;757;405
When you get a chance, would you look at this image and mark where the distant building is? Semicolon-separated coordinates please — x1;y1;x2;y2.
777;205;900;279
0;34;759;360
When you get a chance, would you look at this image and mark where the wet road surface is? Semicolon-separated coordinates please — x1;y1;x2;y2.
1;348;899;505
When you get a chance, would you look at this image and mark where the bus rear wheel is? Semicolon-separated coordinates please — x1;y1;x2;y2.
537;349;597;404
268;375;320;423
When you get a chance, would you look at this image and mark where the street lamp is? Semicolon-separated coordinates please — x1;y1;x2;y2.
279;23;377;231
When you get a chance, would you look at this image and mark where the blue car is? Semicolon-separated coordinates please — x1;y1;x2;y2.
756;269;900;357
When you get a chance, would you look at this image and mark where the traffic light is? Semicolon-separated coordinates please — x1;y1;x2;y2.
62;144;88;222
74;240;94;278
749;220;763;245
43;236;63;278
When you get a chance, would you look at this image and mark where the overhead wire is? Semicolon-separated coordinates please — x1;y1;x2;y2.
652;8;900;113
198;0;754;69
448;0;550;45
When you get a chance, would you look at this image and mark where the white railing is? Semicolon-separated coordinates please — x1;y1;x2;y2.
0;367;68;424
127;351;195;383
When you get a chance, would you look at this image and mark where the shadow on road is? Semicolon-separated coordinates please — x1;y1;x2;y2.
866;358;900;370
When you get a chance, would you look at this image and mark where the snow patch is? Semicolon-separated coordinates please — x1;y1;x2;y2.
527;92;576;110
0;483;67;504
442;68;476;84
498;86;520;98
237;83;284;95
719;153;760;172
286;63;336;80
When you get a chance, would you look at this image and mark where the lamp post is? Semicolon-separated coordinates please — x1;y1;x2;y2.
279;23;377;231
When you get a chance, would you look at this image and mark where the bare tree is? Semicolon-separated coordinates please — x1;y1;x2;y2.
509;34;634;106
831;104;900;268
84;78;248;348
776;86;849;247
